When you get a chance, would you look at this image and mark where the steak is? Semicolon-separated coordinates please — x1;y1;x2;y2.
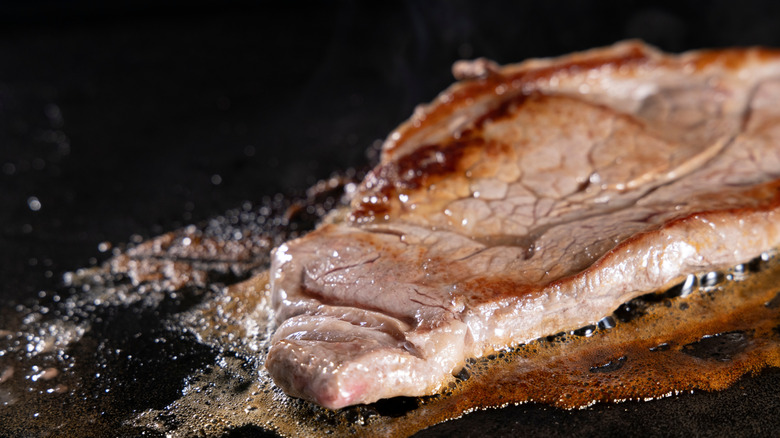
266;41;780;409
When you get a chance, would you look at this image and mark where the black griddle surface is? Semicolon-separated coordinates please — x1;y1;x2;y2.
2;2;780;437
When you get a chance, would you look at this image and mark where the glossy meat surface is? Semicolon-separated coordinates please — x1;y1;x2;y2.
267;42;780;409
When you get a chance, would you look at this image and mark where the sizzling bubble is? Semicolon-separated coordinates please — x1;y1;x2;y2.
27;196;41;211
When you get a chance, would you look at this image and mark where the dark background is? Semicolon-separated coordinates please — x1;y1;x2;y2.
1;1;780;436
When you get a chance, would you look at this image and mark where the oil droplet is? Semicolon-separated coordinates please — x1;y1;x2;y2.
571;325;596;337
589;356;627;373
665;274;697;297
27;197;41;211
598;316;616;329
649;343;670;352
700;271;724;288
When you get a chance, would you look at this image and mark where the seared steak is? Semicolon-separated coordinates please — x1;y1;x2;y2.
266;42;780;409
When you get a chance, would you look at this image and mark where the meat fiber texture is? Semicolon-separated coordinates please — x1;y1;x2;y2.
267;41;780;409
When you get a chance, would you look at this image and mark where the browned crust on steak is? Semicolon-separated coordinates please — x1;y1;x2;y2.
382;41;780;160
351;42;780;224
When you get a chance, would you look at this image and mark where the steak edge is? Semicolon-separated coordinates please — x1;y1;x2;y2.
266;41;780;409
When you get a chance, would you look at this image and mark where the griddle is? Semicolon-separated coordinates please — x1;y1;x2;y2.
1;1;779;436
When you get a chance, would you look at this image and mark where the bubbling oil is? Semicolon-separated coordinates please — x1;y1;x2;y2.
128;252;780;438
